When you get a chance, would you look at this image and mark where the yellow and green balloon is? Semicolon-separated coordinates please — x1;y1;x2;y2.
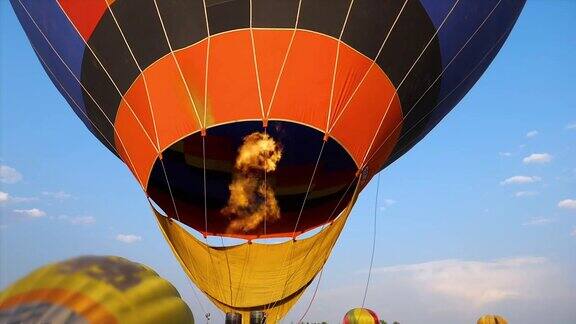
343;308;379;324
0;256;193;324
477;314;508;324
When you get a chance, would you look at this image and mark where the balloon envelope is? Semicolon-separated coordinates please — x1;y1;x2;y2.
477;314;508;324
11;0;526;321
0;256;194;324
343;308;379;324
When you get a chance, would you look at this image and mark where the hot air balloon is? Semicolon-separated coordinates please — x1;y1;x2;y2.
0;256;193;324
477;314;508;324
343;308;379;324
10;0;526;321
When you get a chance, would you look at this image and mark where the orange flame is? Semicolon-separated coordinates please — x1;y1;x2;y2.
221;132;282;233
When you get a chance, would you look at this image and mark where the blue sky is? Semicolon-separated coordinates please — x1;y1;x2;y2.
1;1;575;323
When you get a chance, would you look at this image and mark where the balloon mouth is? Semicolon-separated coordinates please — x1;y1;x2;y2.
146;120;358;239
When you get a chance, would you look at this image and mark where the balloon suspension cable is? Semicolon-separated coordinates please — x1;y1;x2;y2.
364;21;513;168
201;134;234;305
269;173;359;319
233;243;252;305
362;0;506;167
291;139;326;238
160;158;181;222
190;282;208;320
298;268;324;324
295;174;359;322
220;235;234;304
265;137;327;316
362;173;381;308
263;126;268;236
202;134;208;236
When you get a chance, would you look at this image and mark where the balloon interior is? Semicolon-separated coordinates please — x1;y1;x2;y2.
10;0;525;321
0;256;194;324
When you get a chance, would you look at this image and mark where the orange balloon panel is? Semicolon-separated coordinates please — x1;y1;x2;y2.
115;29;402;192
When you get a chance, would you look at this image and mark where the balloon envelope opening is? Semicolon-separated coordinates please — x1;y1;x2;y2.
147;120;358;239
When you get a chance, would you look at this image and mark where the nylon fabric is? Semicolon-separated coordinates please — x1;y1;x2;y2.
0;256;193;324
153;186;359;322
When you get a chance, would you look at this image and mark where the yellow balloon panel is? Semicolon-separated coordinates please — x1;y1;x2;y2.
154;187;359;323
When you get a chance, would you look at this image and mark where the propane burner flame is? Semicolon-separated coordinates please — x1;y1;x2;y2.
221;132;282;233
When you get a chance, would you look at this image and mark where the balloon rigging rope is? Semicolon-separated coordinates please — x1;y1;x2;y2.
362;0;504;167
16;0;147;188
359;0;462;167
102;0;184;227
264;127;268;235
55;0;160;153
24;0;509;319
291;140;326;238
29;45;118;157
202;135;234;305
327;0;409;133
298;268;324;323
362;173;381;308
152;0;204;129
233;243;252;305
104;0;162;150
366;26;511;168
269;0;356;312
294;177;360;323
269;174;359;317
19;3;214;317
264;0;303;120
264;137;327;315
28;10;213;315
160;158;182;222
108;0;218;315
202;136;209;235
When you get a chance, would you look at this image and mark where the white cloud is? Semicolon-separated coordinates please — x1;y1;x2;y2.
522;217;553;226
379;199;396;211
13;208;46;218
297;256;576;324
526;130;539;138
571;228;576;237
369;257;548;305
54;214;96;225
383;199;396;206
0;191;37;204
116;234;142;243
566;122;576;130
42;191;72;200
69;216;96;225
558;199;576;210
0;165;22;184
523;153;552;164
500;176;541;185
10;196;37;203
515;191;537;198
499;152;512;157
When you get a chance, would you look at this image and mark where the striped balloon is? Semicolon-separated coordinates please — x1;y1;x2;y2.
477;314;508;324
0;256;193;324
343;308;379;324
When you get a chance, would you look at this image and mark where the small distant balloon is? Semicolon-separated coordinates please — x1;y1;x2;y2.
477;314;508;324
343;308;379;324
0;256;194;324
